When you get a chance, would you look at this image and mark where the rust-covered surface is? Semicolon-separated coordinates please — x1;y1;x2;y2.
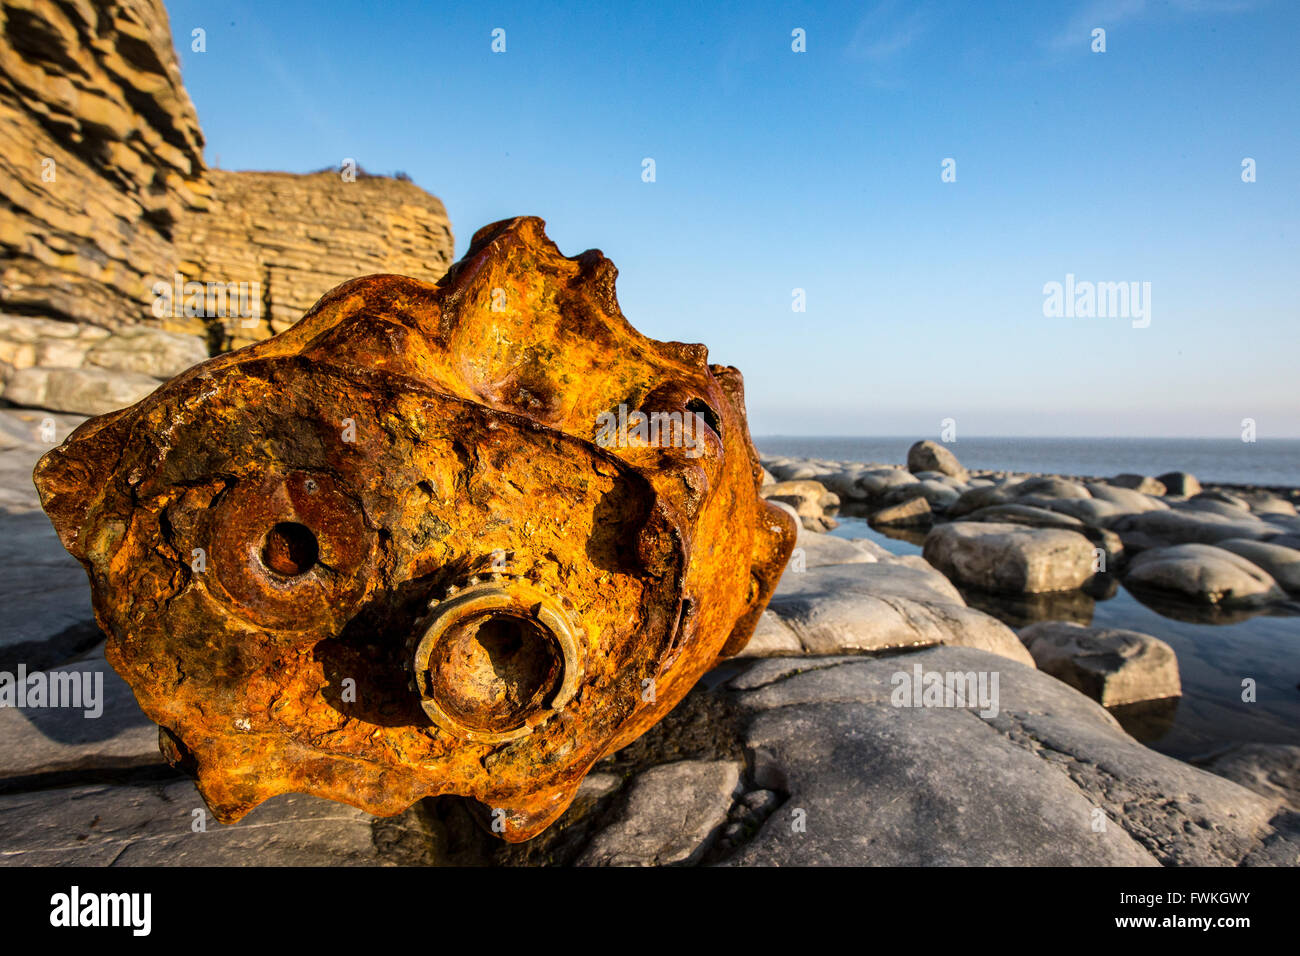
32;216;795;841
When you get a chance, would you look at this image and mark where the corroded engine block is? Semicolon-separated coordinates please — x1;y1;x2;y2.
34;217;795;841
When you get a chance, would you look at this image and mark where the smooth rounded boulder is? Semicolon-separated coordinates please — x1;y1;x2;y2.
880;478;961;511
1124;543;1285;605
1215;538;1300;594
906;440;968;481
1192;489;1251;509
870;495;933;527
1018;621;1181;707
760;560;1033;665
922;521;1099;593
947;483;1018;517
1014;476;1091;500
1085;482;1169;513
1235;491;1297;516
1109;474;1168;496
961;504;1124;568
856;467;919;499
1016;495;1127;528
1110;509;1274;548
963;503;1089;531
1173;496;1255;519
816;467;872;501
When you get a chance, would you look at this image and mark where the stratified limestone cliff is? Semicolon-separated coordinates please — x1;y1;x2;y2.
178;169;454;351
0;0;206;331
0;0;454;415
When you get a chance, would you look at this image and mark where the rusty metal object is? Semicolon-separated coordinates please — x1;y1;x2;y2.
33;216;795;841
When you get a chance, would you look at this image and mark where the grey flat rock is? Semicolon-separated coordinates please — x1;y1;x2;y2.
577;760;741;866
720;647;1294;866
0;779;384;866
766;562;1033;665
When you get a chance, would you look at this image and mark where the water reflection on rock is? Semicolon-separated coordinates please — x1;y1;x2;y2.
957;586;1096;628
1110;696;1181;744
1086;575;1120;601
840;503;934;548
1123;584;1272;625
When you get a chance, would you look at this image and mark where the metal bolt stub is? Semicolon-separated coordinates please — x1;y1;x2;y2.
410;580;583;744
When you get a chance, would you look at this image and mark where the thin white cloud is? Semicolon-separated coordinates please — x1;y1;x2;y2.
845;0;934;86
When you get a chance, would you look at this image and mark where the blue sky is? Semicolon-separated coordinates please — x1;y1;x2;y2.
165;0;1298;438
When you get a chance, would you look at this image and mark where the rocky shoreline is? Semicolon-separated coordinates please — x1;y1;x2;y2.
1;419;1297;865
762;441;1300;615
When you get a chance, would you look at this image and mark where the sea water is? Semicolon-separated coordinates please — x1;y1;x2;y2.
757;436;1300;488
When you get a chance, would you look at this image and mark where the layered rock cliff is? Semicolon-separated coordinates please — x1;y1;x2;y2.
0;0;454;415
0;0;205;329
178;169;453;351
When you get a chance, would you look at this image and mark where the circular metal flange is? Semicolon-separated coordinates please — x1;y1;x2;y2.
410;579;583;744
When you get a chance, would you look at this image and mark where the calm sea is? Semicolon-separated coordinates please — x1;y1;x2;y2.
756;436;1299;488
